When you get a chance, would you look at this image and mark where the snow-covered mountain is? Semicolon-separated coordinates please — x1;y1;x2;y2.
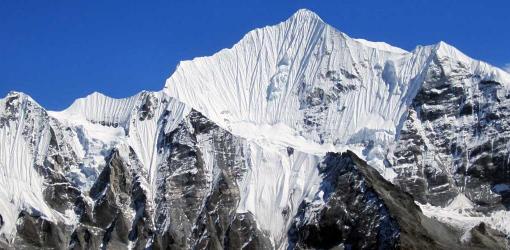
1;9;509;249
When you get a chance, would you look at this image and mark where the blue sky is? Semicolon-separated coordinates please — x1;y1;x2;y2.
1;0;509;110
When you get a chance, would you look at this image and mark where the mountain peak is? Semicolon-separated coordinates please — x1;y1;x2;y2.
433;40;462;56
3;91;28;100
289;9;323;22
1;91;41;110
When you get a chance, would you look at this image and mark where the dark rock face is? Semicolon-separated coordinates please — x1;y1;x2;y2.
466;222;508;250
14;211;67;249
78;148;149;249
391;109;459;206
288;151;509;250
390;53;510;210
138;92;159;121
298;65;359;144
225;213;273;250
151;110;272;250
288;152;400;250
35;143;154;250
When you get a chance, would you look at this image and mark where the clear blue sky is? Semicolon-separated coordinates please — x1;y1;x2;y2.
1;0;509;110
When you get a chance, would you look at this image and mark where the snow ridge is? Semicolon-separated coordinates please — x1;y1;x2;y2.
49;91;191;196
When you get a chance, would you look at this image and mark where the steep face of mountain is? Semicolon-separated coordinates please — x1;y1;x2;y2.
149;110;275;249
49;91;191;193
390;44;510;210
0;92;82;245
163;9;510;180
288;151;508;250
1;8;510;250
164;10;422;170
0;92;256;248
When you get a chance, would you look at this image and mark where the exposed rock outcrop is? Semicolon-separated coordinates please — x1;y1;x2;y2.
289;151;509;249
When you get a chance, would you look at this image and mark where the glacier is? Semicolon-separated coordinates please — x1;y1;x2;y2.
1;8;510;249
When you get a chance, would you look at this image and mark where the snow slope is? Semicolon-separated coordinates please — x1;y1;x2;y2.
49;91;191;195
236;143;322;245
0;93;63;240
164;9;418;150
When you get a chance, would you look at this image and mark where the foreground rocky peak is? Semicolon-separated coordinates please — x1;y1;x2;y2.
1;8;510;249
289;151;507;249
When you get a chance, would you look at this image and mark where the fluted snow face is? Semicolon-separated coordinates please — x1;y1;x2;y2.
164;10;420;154
0;93;66;239
164;10;510;178
49;91;191;194
433;41;510;85
236;143;322;244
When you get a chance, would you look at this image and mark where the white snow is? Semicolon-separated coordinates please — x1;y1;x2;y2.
162;8;426;181
236;143;322;247
420;194;510;239
433;41;510;86
228;121;351;155
49;110;127;189
0;93;55;241
48;90;191;198
353;38;408;54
